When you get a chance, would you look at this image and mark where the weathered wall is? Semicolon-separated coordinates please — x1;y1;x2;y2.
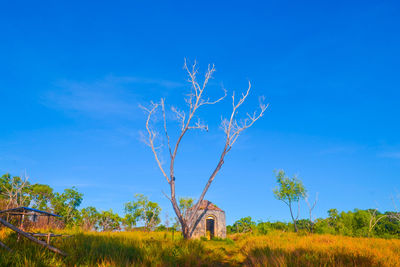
190;209;226;239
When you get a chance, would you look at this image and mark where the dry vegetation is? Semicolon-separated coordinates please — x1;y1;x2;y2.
1;229;400;266
237;232;400;267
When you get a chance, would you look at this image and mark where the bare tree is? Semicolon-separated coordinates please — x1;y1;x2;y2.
305;192;318;233
141;60;267;239
1;171;30;209
390;194;400;222
368;208;387;237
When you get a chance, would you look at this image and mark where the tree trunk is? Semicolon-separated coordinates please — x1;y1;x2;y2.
289;204;298;232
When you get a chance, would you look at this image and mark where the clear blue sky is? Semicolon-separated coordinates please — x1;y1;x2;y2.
1;1;400;225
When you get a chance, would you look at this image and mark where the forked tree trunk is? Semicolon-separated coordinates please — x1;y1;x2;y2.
142;61;267;240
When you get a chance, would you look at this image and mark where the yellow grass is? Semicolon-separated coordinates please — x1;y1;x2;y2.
237;232;400;266
0;229;399;266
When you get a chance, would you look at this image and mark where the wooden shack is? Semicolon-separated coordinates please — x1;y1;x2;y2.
0;206;68;256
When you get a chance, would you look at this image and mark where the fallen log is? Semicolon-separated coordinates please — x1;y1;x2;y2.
0;218;67;256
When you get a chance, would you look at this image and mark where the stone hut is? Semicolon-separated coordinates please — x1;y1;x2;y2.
189;200;226;239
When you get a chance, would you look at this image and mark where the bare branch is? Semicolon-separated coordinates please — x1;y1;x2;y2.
142;60;267;239
162;190;172;202
189;81;267;229
171;106;186;130
188;117;208;131
296;201;300;220
305;192;319;233
161;99;173;158
222;82;269;148
391;194;400;222
368;208;387;237
140;102;170;184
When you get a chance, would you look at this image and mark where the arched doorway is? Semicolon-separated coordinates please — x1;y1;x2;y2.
205;216;215;240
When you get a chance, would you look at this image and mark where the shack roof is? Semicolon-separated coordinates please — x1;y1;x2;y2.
0;207;61;217
189;200;223;212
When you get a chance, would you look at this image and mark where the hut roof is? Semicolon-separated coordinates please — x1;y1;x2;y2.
0;207;61;217
190;200;223;212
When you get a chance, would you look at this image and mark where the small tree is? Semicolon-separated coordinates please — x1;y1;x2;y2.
0;172;31;209
179;197;194;221
98;210;121;231
231;216;255;233
273;170;306;232
51;187;83;226
29;184;54;211
305;192;318;233
124;194;161;231
80;206;100;231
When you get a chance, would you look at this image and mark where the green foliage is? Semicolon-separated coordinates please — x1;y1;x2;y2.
98;209;122;231
179;197;194;220
273;170;306;232
227;208;400;239
0;173;12;196
28;183;54;211
155;224;167;231
2;172;399;241
227;217;256;234
124;194;161;231
80;206;100;231
51;187;83;226
312;209;400;238
273;170;306;205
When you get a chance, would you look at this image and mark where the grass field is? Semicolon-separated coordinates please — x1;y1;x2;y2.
0;229;400;266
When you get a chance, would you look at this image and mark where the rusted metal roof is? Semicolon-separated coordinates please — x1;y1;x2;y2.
0;207;61;217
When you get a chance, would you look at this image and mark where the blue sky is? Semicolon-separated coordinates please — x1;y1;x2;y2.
1;1;400;225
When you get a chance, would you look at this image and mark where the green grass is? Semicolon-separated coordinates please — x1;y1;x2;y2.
1;229;400;266
0;230;234;267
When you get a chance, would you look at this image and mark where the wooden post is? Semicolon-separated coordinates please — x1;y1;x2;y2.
0;218;67;256
20;213;25;230
17;214;22;242
47;233;51;245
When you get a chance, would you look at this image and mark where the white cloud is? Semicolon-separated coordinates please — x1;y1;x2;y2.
41;75;184;118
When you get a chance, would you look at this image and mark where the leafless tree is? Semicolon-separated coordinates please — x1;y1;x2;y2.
368;208;387;237
305;192;318;233
141;60;268;239
390;194;400;222
164;212;170;229
1;171;30;210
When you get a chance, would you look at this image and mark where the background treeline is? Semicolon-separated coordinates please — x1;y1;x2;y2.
226;170;400;239
0;173;164;231
2;172;400;239
227;208;400;239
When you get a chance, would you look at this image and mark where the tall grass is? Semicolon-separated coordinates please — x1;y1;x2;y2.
0;230;230;266
0;229;399;266
239;232;400;267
